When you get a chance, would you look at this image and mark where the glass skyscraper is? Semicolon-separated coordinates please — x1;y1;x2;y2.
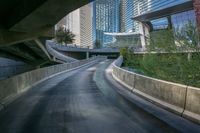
93;0;120;47
55;4;94;48
119;0;134;32
133;0;191;17
93;0;136;47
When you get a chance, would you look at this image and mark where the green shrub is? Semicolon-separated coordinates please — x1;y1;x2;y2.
122;51;200;87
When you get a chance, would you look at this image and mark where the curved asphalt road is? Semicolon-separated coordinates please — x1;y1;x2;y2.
0;60;199;133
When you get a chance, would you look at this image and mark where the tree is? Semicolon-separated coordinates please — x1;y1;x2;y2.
55;26;75;44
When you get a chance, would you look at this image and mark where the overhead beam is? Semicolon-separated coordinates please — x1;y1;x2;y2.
10;0;92;33
132;1;193;22
3;0;47;28
0;26;53;47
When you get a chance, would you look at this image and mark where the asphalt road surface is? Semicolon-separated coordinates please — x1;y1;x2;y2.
0;60;199;133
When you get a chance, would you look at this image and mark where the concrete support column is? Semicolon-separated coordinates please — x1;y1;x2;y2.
34;39;51;60
193;0;200;29
138;22;150;51
86;52;89;59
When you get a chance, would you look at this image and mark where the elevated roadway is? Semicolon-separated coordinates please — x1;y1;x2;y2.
0;60;199;133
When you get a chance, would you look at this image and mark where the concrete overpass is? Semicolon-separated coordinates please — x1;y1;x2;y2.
47;41;120;59
0;0;95;66
0;0;93;46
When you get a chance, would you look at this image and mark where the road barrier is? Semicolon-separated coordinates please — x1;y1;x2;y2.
112;56;200;124
0;56;106;108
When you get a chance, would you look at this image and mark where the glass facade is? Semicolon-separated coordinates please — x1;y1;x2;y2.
93;0;120;47
133;0;192;17
131;0;197;49
120;0;134;32
171;10;196;30
171;10;197;46
132;0;193;32
151;18;169;30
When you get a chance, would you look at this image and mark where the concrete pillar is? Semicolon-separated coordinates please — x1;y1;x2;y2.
53;56;56;61
138;22;145;50
138;22;150;51
34;39;51;60
187;52;192;61
193;0;200;29
167;16;173;29
86;52;89;59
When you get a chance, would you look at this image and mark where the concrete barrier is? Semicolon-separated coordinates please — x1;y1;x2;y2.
0;56;106;105
134;74;187;115
112;57;134;91
183;86;200;123
112;56;200;124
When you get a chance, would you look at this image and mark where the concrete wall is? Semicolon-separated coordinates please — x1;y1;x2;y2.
112;56;200;124
183;86;200;124
0;56;106;105
0;57;33;80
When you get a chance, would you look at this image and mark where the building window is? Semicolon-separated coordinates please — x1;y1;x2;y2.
171;10;196;30
151;17;169;30
171;10;197;47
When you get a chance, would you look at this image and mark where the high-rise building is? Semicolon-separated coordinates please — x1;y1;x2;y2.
119;0;134;32
55;9;81;45
93;0;138;47
93;0;120;47
80;3;94;48
55;3;93;48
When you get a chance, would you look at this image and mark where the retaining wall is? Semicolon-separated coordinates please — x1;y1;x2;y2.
0;56;106;105
112;56;200;124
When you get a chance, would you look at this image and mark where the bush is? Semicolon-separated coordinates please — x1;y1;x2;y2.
122;49;200;87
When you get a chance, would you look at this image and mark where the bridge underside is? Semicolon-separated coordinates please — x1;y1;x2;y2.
0;0;93;65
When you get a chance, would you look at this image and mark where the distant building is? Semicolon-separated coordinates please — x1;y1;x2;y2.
93;0;137;48
55;9;81;45
55;3;93;48
132;0;196;49
93;0;120;47
80;3;94;48
119;0;134;32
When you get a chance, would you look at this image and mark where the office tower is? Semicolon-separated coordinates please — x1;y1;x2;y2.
94;0;120;47
55;3;93;48
80;3;94;48
55;9;81;45
119;0;134;32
